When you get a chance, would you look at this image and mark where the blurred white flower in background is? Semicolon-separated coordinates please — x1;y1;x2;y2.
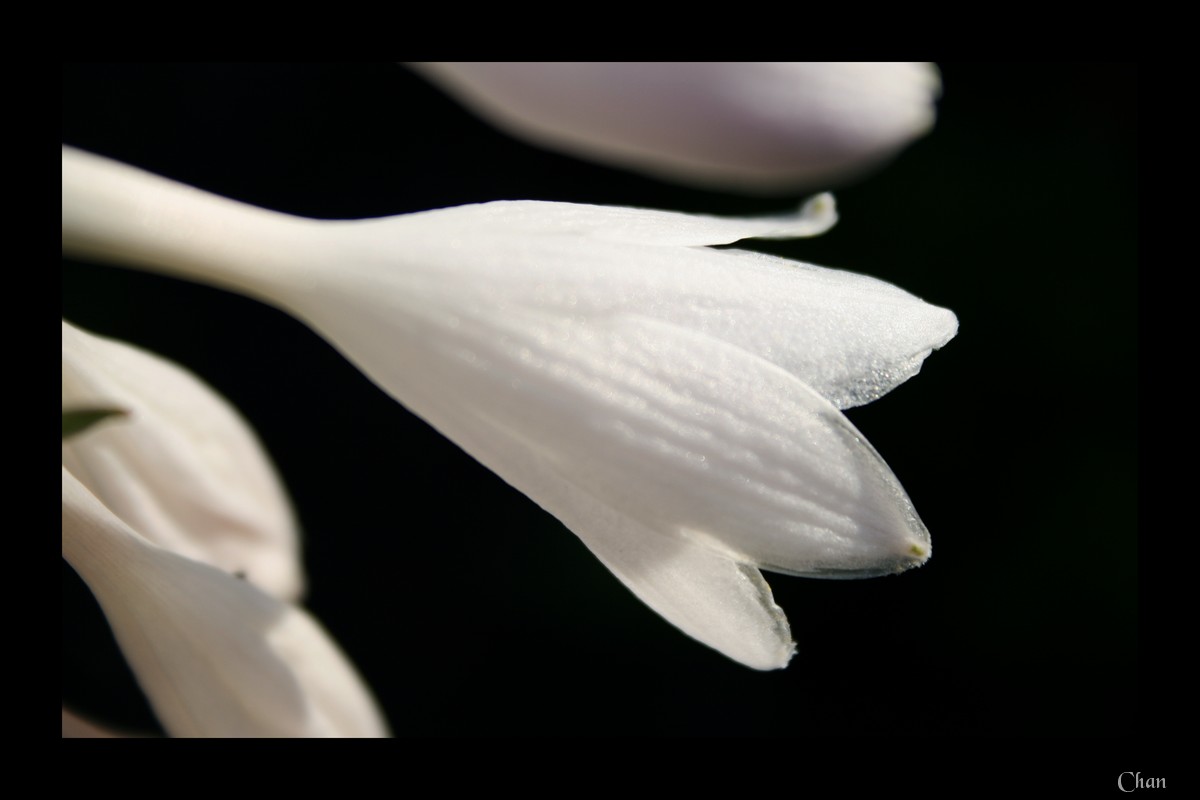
411;62;940;192
62;320;302;600
62;322;388;737
62;62;952;734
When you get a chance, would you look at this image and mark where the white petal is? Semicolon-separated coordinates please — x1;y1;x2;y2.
411;62;940;192
300;200;957;410
586;532;794;671
327;308;931;575
534;474;796;671
315;311;927;668
62;320;303;601
418;190;840;244
62;467;388;738
446;406;795;669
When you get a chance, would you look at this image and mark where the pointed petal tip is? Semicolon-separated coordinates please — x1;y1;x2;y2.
729;562;796;671
743;650;795;672
936;305;960;347
781;536;931;580
750;191;839;240
547;477;800;672
800;192;837;232
744;632;796;672
883;537;933;576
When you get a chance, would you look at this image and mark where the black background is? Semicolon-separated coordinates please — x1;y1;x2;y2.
62;64;1139;741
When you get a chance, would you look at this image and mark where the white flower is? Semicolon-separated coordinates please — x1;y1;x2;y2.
62;319;302;600
62;146;957;670
410;62;940;193
62;319;387;736
62;466;389;737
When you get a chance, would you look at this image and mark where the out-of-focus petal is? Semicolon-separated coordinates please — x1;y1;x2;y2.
61;467;388;738
411;62;940;193
62;320;303;601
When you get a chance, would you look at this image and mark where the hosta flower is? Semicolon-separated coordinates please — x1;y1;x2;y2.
62;319;302;600
62;146;957;669
62;466;388;737
410;62;941;193
62;320;387;736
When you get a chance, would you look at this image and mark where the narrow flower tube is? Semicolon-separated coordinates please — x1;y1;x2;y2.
63;147;957;668
62;319;303;601
410;62;941;193
62;467;389;737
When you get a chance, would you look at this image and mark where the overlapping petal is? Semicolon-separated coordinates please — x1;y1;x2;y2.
411;62;940;193
62;319;303;600
296;303;941;669
62;467;388;737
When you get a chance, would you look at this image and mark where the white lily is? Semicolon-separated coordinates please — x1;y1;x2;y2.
62;146;957;669
62;466;389;737
410;62;940;193
62;319;302;601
